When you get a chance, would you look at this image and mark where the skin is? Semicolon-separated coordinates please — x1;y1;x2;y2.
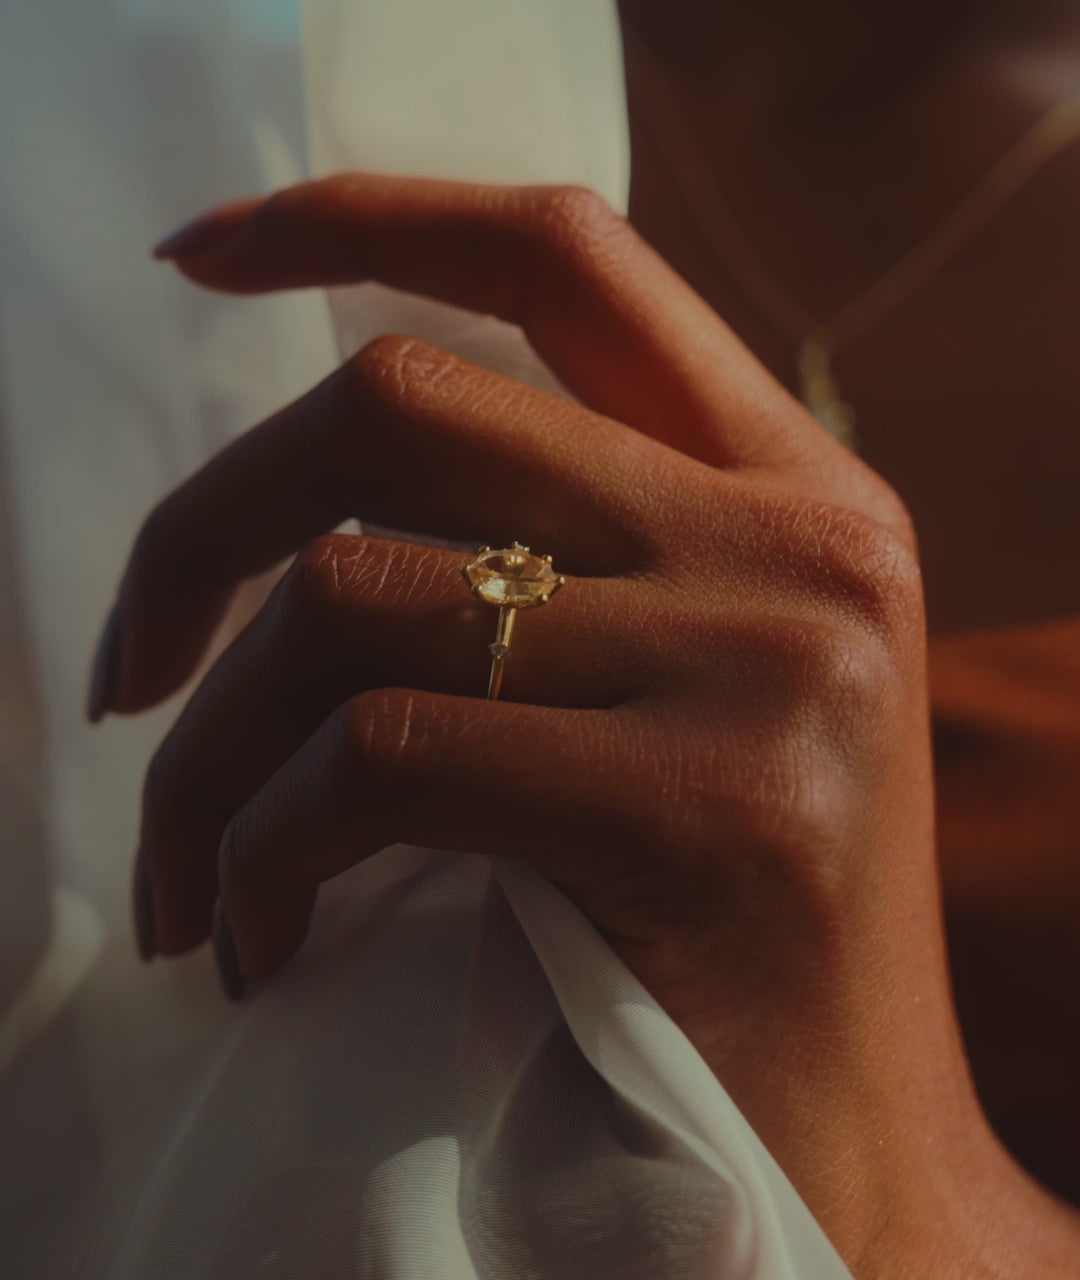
88;174;1080;1277
620;0;1080;631
88;3;1080;1274
619;0;1080;1205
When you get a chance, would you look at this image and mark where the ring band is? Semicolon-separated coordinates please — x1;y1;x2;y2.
461;543;565;700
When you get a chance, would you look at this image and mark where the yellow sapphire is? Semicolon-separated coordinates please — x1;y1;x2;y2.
461;543;563;609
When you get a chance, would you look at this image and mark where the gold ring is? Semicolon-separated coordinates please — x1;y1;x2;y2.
461;542;565;700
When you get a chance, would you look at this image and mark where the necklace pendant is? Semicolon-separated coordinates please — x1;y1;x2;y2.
798;337;857;450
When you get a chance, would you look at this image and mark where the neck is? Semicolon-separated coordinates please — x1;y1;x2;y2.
618;0;1080;121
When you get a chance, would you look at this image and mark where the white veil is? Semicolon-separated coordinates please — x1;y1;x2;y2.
0;1;851;1274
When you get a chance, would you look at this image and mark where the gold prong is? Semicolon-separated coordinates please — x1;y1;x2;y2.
479;545;491;554
556;576;567;587
542;554;553;564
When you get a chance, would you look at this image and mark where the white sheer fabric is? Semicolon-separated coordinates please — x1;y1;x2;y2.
0;1;851;1274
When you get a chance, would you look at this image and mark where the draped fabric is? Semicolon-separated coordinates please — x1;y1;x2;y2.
0;2;851;1274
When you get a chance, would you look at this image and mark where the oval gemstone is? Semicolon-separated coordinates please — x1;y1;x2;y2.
463;546;561;608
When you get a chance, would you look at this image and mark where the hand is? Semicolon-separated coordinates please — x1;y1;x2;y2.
91;174;1078;1275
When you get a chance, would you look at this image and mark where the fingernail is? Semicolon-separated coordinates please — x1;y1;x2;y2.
212;898;246;1001
152;216;243;261
87;604;123;724
133;851;157;962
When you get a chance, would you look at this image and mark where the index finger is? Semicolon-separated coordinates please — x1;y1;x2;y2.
154;174;825;468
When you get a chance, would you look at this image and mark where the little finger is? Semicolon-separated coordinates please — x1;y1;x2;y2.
214;689;646;995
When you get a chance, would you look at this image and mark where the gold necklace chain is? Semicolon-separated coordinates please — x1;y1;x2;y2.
627;27;1080;449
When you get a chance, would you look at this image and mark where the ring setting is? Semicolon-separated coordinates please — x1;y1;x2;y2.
461;542;565;700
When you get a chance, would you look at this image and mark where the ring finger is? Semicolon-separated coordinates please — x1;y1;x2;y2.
138;533;643;955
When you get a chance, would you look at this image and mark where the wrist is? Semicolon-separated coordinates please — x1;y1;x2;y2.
669;937;1080;1278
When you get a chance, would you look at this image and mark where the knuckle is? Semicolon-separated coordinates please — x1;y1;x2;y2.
275;536;422;647
346;333;459;409
613;725;856;940
700;613;895;739
871;474;919;547
837;514;924;639
670;720;864;925
339;687;429;780
519;183;629;263
780;497;925;641
346;333;415;404
707;483;924;645
773;622;904;811
797;622;894;726
744;747;862;917
704;613;898;762
277;532;364;630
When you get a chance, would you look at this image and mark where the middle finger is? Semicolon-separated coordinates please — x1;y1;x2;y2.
113;334;678;715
